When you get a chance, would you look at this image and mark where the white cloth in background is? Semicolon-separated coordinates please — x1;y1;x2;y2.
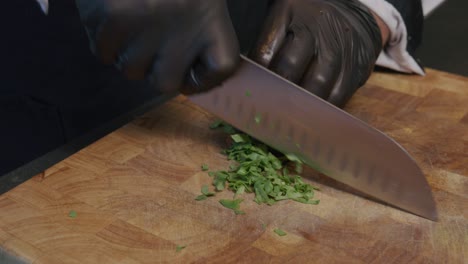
358;0;446;75
359;0;445;75
359;0;425;75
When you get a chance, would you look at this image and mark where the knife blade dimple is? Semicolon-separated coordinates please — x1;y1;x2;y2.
300;131;307;150
213;92;219;106
353;159;361;178
248;106;256;124
389;181;400;195
224;95;232;113
326;146;335;165
381;173;390;193
313;139;321;158
274;119;282;136
245;105;257;129
367;164;376;184
236;102;243;117
288;126;295;143
262;113;269;129
340;153;349;171
393;184;404;203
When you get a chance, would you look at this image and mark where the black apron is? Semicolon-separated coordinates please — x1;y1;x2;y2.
0;0;271;176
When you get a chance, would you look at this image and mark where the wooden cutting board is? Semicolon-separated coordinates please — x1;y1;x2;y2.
0;69;467;264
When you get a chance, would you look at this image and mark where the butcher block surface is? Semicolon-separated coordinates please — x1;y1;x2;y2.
1;69;467;263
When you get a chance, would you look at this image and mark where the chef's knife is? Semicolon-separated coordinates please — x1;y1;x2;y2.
189;56;438;221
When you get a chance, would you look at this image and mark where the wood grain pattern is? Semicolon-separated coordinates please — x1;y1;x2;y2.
1;68;467;263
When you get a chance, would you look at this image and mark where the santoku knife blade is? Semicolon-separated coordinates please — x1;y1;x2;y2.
189;56;438;221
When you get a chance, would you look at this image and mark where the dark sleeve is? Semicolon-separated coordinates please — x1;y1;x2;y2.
383;0;424;55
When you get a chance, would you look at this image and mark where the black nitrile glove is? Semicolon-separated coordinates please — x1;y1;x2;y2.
75;0;240;94
251;0;382;107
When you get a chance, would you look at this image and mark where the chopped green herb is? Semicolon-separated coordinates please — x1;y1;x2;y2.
235;185;245;197
195;185;215;201
295;162;303;174
210;120;224;129
219;199;243;209
223;125;237;135
176;245;186;252
210;120;237;134
285;153;302;163
245;90;252;97
274;228;287;236
231;134;250;143
201;185;215;196
234;210;246;215
261;223;267;230
254;114;262;124
213;171;228;191
195;195;208;201
201;164;209;171
219;199;245;215
68;210;77;219
199;121;320;214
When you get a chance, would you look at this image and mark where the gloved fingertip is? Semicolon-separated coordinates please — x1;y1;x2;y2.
191;53;240;93
327;83;357;108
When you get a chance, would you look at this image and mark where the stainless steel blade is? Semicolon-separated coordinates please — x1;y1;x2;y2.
189;56;438;221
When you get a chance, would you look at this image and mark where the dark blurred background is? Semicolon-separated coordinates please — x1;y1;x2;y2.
417;0;468;76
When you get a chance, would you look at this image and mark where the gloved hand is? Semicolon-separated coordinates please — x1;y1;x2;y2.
251;0;383;107
74;0;240;94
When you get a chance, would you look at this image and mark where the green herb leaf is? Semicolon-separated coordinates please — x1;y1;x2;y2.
210;120;237;134
245;90;251;97
294;162;303;174
201;164;209;171
219;199;244;214
285;153;302;163
195;195;207;201
213;172;228;191
235;185;245;197
201;185;210;195
223;125;237;134
201;185;215;196
210;120;224;129
201;122;320;213
274;228;287;236
68;210;77;219
231;134;249;143
196;185;215;201
254;114;262;124
176;245;186;252
234;210;246;215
